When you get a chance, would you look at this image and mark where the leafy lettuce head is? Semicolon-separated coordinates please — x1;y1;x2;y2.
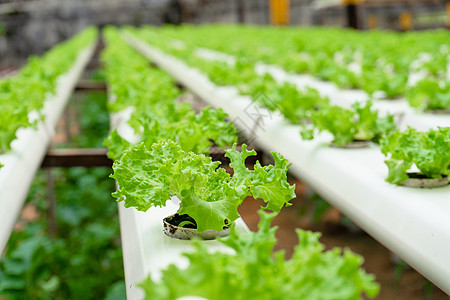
139;209;380;300
111;140;295;232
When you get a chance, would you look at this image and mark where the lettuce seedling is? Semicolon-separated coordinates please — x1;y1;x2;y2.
361;68;407;98
301;101;395;147
139;209;380;300
380;127;450;184
406;78;450;111
104;104;238;160
111;140;295;232
270;84;330;124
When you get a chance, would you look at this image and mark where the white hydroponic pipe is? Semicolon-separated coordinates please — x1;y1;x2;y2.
0;42;97;254
154;38;450;130
193;47;450;131
124;32;450;295
108;98;249;300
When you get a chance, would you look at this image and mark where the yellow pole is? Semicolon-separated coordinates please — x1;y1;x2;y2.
367;14;378;29
342;0;362;4
270;0;290;25
447;2;450;29
399;11;412;31
270;0;276;25
279;0;290;25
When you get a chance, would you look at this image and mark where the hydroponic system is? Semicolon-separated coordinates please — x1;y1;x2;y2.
0;23;449;300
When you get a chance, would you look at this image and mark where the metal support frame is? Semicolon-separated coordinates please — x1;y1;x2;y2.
41;148;112;168
346;3;359;29
75;80;107;92
236;0;245;23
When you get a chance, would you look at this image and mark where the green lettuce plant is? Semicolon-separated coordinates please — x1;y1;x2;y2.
0;27;97;153
0;92;124;299
380;127;450;184
360;69;407;98
111;140;295;232
129;29;330;127
420;51;449;78
135;25;450;100
268;84;330;124
102;27;180;113
139;210;380;300
406;79;450;111
102;28;238;160
301;101;396;147
104;103;237;160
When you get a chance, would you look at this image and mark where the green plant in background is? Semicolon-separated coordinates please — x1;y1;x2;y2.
0;168;125;300
0;90;125;299
139;210;380;300
128;28;331;128
421;50;449;78
298;193;333;224
300;101;396;147
102;28;238;161
0;27;97;153
406;78;450;111
105;103;237;161
111;140;295;232
266;83;330;124
380;127;450;184
71;92;110;148
102;27;181;113
360;69;408;98
134;25;450;101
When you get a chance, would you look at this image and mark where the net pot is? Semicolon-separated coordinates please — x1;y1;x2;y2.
163;213;232;240
400;173;449;189
331;140;370;149
426;108;450;115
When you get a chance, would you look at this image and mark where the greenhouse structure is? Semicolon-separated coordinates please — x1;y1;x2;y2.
0;0;449;299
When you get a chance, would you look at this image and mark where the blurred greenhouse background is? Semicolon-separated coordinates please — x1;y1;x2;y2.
1;1;450;300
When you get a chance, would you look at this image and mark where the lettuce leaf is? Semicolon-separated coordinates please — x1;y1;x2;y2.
104;105;237;161
134;25;450;102
406;78;450;111
102;29;237;160
0;27;97;153
227;144;295;212
137;105;237;155
138;209;380;300
270;84;329;124
302;101;395;146
103;130;131;160
111;140;295;232
380;127;450;184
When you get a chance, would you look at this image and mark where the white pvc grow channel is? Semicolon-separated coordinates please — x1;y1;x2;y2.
124;32;450;295
109;98;249;300
0;42;96;254
147;38;450;130
194;47;450;131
